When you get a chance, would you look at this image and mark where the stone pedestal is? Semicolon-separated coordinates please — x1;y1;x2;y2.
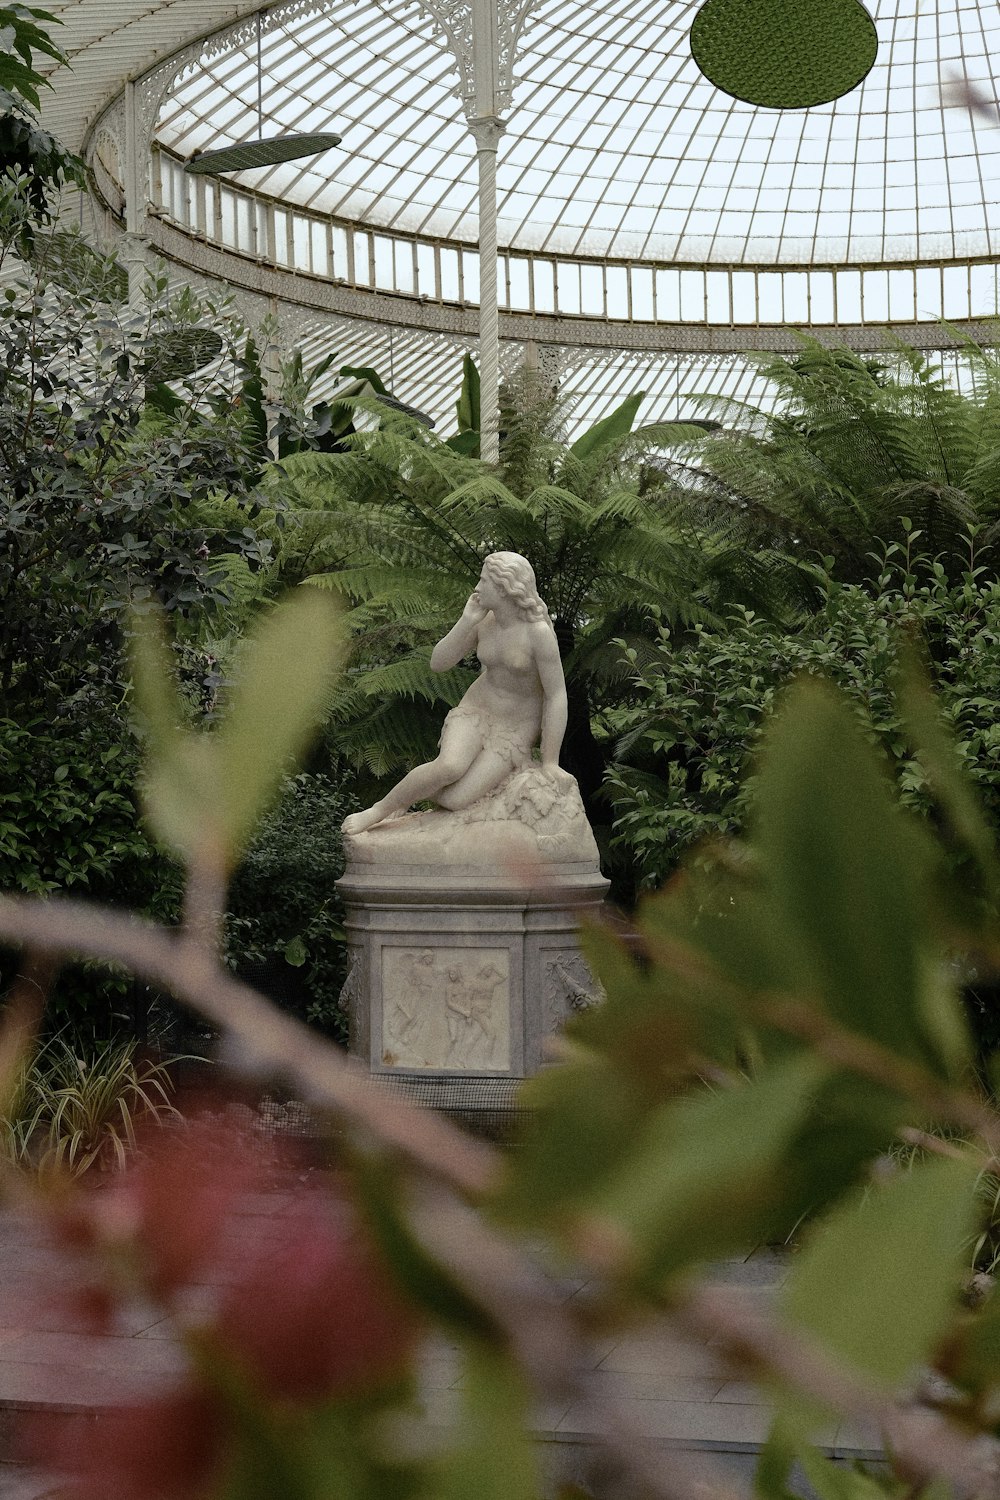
337;768;609;1089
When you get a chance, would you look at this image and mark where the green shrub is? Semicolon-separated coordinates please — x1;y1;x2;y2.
0;713;155;898
0;712;183;1037
225;772;358;1038
607;558;1000;894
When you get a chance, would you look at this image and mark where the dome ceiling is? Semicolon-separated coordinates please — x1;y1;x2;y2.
154;0;1000;269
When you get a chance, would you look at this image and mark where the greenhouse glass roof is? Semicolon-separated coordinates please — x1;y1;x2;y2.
154;0;1000;269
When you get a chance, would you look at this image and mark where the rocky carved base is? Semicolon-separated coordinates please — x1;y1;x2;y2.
337;767;608;1080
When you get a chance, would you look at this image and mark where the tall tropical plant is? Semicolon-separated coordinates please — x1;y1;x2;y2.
0;267;272;713
274;372;795;820
662;337;1000;581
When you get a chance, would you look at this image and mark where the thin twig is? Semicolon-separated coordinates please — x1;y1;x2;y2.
760;994;1000;1159
674;1284;998;1497
638;928;1000;1159
181;855;226;958
896;1126;970;1162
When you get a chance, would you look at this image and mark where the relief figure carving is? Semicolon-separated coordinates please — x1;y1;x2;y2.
381;947;510;1071
385;949;435;1052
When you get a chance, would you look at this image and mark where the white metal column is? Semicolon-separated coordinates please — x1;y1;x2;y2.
469;113;504;462
122;80;150;304
418;0;533;458
470;0;504;462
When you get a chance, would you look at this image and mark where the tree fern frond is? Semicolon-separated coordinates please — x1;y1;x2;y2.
521;484;594;521
341;653;473;706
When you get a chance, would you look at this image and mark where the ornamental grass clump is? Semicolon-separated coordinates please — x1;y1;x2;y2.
0;1035;179;1177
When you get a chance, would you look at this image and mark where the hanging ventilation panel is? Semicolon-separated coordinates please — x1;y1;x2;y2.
185;131;342;174
690;0;878;108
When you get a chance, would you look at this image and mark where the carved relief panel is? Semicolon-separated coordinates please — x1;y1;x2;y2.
381;946;511;1071
339;945;368;1056
542;951;604;1034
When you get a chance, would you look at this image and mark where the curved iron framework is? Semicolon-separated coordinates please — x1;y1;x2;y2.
149;142;1000;337
78;0;1000;439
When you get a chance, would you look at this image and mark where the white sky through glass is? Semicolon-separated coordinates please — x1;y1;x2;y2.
156;0;1000;310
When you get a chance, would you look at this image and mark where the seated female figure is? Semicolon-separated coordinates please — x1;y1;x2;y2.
342;551;567;836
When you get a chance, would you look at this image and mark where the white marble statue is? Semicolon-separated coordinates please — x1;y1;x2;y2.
342;551;568;837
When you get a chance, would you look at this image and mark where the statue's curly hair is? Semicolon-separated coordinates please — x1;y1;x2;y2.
481;551;551;624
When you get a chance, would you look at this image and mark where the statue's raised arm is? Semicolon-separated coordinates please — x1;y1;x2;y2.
428;590;487;673
342;552;568;837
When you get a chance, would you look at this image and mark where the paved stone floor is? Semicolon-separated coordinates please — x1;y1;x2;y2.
0;1199;880;1498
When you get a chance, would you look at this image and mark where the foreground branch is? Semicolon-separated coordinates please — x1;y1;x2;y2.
675;1284;998;1497
0;892;738;1500
639;928;1000;1161
3;891;1000;1500
0;893;499;1198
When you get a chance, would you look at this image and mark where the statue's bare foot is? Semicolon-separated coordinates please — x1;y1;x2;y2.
342;806;385;836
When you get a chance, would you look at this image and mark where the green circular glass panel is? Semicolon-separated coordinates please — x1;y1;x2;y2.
690;0;878;109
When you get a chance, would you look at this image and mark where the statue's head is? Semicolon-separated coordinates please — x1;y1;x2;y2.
480;551;550;622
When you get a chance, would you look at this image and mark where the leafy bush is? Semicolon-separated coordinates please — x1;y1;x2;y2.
0;264;272;716
0;712;184;1037
0;5;82;259
0;714;156;899
0;668;357;1045
226;773;357;1038
0;191;281;1038
608;555;1000;893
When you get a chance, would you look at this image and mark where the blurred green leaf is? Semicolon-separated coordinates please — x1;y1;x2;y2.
500;1048;651;1229
130;606;187;759
795;1443;899;1500
200;1348;383;1500
949;1287;1000;1399
216;589;344;867
783;1155;980;1387
633;873;791;1065
435;1346;541;1500
132;595;344;875
754;1414;805;1500
776;1071;910;1234
589;1053;828;1285
756;678;960;1075
130;607;224;868
356;1158;494;1339
576;923;732;1085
